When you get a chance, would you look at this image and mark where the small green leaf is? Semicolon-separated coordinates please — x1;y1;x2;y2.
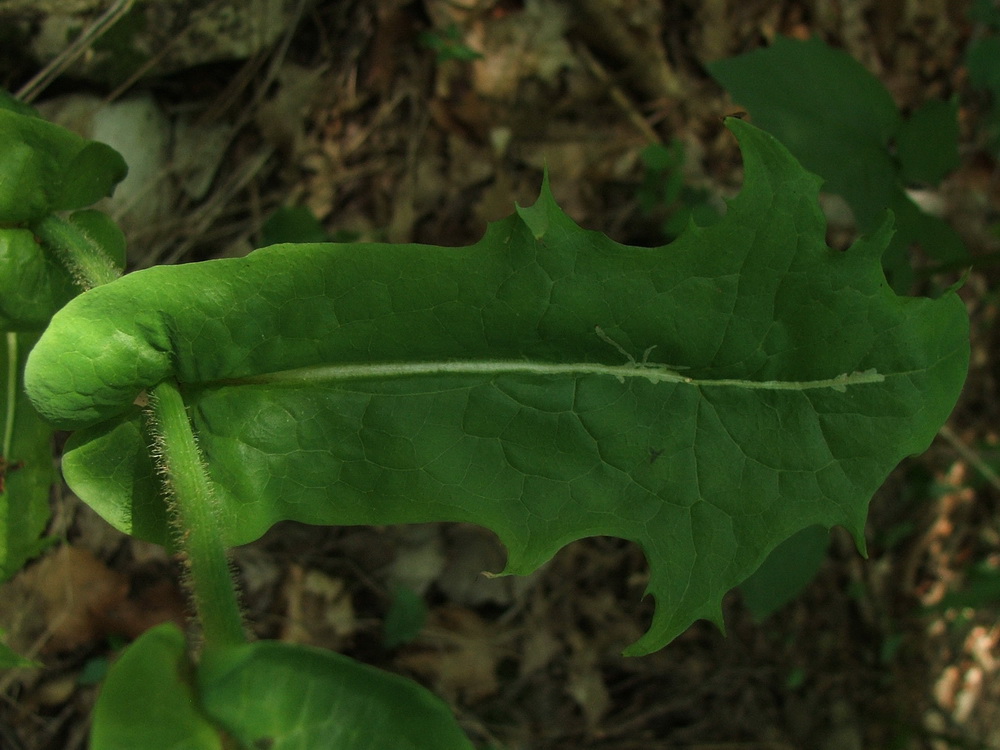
77;654;112;685
384;586;428;648
638;139;720;240
0;629;39;669
199;639;474;749
25;120;969;653
52;413;166;545
53;141;128;213
418;24;483;63
639;142;681;173
262;205;330;245
90;624;223;750
786;666;806;690
0;105;127;223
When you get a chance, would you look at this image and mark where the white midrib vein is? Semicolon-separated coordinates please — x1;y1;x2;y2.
227;360;885;392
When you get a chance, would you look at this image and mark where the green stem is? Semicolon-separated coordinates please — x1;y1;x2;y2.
31;213;121;290
3;333;16;461
149;379;245;649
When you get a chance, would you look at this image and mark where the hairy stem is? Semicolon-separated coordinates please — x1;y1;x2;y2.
149;379;245;649
31;214;121;290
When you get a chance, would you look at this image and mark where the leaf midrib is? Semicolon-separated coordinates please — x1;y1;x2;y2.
220;360;885;392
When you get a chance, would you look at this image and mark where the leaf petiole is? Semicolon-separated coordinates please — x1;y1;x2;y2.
30;213;121;290
148;379;245;649
3;333;16;463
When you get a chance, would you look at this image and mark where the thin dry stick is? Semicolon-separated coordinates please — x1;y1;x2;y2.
147;147;275;268
939;423;1000;494
578;45;662;145
104;0;229;102
16;0;135;103
129;0;309;268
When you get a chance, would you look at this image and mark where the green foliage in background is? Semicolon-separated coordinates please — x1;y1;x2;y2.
419;23;484;63
0;628;38;669
738;525;830;621
262;204;331;245
709;35;965;290
967;0;1000;151
384;585;428;648
636;140;720;240
0;95;126;583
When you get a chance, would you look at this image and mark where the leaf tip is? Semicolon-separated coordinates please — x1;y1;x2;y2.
848;210;896;262
515;171;563;240
619;584;730;657
848;523;869;560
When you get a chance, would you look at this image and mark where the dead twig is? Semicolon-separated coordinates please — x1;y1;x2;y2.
16;0;136;103
939;424;1000;496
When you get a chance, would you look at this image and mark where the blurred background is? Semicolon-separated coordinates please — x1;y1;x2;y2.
1;1;999;748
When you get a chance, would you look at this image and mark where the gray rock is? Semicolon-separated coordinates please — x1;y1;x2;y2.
2;0;314;85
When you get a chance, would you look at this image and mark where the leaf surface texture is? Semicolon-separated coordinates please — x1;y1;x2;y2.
25;120;969;651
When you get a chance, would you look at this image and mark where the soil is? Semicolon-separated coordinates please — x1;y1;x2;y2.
2;2;1000;749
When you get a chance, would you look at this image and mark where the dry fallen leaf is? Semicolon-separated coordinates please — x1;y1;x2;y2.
280;564;357;648
397;606;504;703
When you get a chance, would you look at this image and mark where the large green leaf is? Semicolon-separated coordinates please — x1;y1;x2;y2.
25;119;969;653
708;36;967;283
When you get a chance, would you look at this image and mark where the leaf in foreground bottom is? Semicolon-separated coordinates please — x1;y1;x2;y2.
198;640;474;749
25;119;969;652
90;624;221;750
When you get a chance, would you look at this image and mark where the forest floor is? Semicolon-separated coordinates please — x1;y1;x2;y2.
2;1;1000;748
